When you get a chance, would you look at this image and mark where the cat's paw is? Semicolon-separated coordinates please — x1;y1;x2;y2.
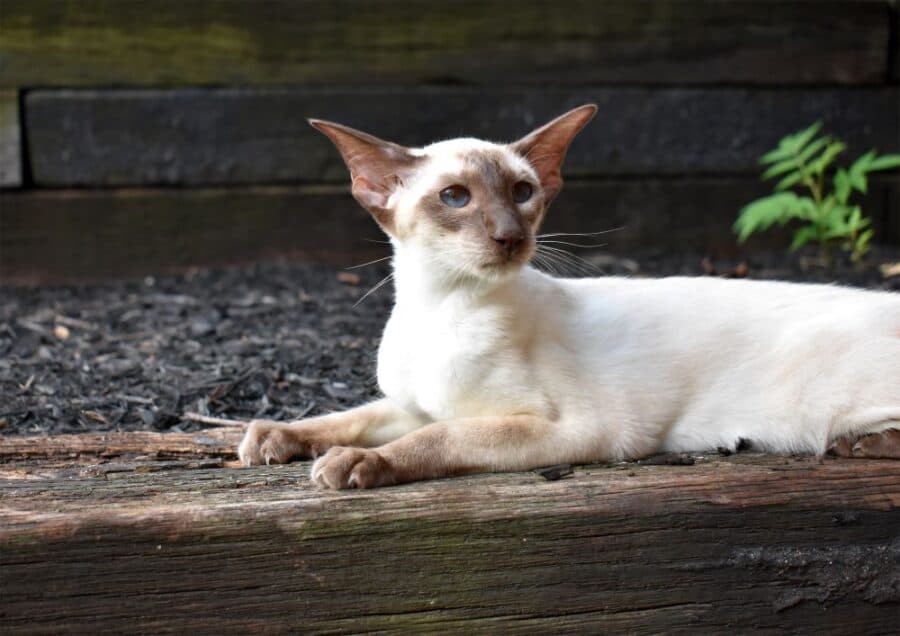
238;420;304;466
310;447;395;489
827;429;900;459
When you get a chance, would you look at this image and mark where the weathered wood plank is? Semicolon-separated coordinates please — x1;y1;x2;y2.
0;185;380;284
0;429;241;459
25;87;900;186
893;1;900;82
2;179;898;284
0;90;21;187
0;1;890;88
1;450;898;633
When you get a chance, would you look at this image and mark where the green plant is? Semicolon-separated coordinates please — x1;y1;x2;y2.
734;122;900;264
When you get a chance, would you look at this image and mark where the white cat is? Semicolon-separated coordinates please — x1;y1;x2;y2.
239;105;900;488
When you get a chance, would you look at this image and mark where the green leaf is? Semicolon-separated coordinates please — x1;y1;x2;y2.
759;145;792;164
734;193;814;242
761;158;801;181
808;141;845;175
852;228;874;263
844;206;871;233
786;121;822;154
833;169;851;204
848;150;876;194
867;154;900;171
789;226;819;251
796;137;830;164
759;121;821;164
774;170;805;192
821;203;851;231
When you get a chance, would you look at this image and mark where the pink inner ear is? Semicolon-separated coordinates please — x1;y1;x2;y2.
351;177;388;210
512;105;597;201
310;118;423;232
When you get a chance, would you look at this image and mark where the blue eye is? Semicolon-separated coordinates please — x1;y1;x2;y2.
513;181;533;203
440;185;470;208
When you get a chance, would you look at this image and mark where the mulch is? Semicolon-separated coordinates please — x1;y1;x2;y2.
2;247;898;437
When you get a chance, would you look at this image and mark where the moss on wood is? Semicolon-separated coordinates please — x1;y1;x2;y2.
0;1;890;87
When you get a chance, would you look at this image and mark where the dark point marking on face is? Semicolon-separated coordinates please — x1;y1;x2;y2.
420;149;540;232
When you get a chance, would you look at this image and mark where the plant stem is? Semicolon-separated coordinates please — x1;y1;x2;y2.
790;148;822;204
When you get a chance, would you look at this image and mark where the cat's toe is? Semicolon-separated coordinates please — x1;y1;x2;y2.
827;430;900;460
238;420;295;466
311;447;394;489
826;437;855;458
850;429;900;459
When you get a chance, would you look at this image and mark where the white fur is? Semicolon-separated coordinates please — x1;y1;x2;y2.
373;139;900;461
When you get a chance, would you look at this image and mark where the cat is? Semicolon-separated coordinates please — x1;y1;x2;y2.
238;104;900;488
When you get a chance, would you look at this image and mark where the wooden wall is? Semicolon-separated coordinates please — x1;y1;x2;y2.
1;1;898;282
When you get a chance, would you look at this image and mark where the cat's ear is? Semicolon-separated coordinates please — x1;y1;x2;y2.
511;104;597;203
309;119;421;230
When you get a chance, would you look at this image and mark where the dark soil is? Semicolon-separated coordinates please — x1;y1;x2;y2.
2;247;898;436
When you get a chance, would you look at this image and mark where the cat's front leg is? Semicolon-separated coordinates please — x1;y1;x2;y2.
238;398;424;466
311;415;584;489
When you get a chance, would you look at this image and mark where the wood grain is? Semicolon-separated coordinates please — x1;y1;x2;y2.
24;87;900;186
3;179;897;284
0;1;890;88
0;429;241;459
0;91;20;187
1;446;898;633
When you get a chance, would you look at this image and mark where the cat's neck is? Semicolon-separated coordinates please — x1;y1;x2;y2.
390;242;526;310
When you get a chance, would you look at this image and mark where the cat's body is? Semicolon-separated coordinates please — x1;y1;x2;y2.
383;261;900;461
239;105;900;488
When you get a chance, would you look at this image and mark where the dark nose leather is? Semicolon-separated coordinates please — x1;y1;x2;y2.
486;209;526;254
492;233;524;253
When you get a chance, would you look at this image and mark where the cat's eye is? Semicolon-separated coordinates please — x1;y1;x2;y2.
440;185;471;208
513;181;533;203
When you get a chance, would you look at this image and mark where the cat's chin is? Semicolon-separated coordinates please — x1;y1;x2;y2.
474;260;524;282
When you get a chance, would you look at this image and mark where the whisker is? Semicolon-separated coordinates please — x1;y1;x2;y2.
536;227;625;239
538;240;609;249
534;248;579;277
346;255;393;270
354;273;395;308
537;245;602;277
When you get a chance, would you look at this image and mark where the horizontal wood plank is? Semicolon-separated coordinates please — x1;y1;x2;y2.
2;179;897;284
0;1;891;88
25;87;900;186
1;448;898;633
0;91;21;187
0;430;241;460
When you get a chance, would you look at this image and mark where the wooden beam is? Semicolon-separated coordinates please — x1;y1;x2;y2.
0;1;891;88
1;450;898;632
24;87;900;186
0;90;21;187
0;429;241;459
2;179;898;284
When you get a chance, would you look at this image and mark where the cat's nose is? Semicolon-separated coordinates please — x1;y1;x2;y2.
492;231;525;254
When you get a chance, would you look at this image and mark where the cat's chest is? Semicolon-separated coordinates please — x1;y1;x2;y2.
377;303;525;420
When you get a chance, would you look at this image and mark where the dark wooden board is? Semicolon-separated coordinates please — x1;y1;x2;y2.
0;91;20;187
25;87;900;187
893;1;900;82
2;179;897;284
1;441;898;634
0;1;891;88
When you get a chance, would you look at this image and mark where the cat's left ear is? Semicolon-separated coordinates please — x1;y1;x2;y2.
511;104;597;204
309;119;421;232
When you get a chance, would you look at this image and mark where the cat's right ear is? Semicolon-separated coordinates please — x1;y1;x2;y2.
309;119;421;231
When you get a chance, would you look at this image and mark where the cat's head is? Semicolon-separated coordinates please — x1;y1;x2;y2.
310;105;596;284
